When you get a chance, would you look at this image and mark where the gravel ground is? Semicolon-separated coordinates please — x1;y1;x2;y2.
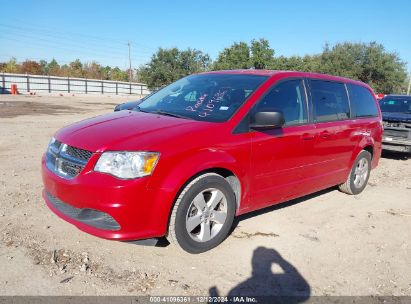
0;94;410;297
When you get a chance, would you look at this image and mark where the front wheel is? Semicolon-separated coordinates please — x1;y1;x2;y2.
339;150;372;195
167;173;236;254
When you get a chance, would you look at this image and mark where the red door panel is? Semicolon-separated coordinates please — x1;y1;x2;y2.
250;124;316;209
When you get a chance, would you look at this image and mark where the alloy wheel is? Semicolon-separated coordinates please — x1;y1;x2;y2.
353;157;369;188
185;188;228;242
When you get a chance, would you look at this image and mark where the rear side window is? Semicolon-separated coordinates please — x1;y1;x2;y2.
310;80;350;123
348;84;379;118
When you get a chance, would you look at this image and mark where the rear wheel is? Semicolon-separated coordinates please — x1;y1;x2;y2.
167;173;236;254
339;150;372;195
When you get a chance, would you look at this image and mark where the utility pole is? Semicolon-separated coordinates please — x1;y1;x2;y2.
407;71;411;95
127;42;132;82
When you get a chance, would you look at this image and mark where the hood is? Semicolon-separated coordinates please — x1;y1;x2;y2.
382;112;411;123
55;110;211;152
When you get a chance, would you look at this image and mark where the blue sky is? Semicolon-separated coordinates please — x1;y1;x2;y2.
1;0;410;70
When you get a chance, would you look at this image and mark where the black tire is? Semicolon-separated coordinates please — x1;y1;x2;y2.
339;150;372;195
167;173;236;254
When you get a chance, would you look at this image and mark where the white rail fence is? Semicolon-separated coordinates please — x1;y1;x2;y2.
0;73;150;96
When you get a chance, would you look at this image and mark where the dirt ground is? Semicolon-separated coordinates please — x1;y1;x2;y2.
0;94;410;297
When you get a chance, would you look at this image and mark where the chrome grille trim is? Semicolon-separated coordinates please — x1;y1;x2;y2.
46;139;93;179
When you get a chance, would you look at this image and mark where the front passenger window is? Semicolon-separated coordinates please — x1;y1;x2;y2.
254;79;308;126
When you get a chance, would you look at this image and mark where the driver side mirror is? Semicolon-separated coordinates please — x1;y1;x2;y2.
250;111;285;130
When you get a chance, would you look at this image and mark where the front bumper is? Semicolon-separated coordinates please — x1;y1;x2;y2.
41;154;174;241
44;191;120;230
382;142;411;153
382;128;411;153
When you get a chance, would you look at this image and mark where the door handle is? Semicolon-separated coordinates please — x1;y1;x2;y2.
301;133;315;140
320;130;332;138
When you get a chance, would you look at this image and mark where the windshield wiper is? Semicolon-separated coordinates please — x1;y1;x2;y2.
134;106;190;119
150;110;190;119
133;105;150;113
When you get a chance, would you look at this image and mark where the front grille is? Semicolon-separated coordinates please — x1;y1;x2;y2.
61;162;83;177
65;145;93;161
384;129;410;139
46;192;120;231
46;139;93;179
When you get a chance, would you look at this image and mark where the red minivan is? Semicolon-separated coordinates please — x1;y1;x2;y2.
42;70;382;253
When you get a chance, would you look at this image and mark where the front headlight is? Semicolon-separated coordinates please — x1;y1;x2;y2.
94;152;160;179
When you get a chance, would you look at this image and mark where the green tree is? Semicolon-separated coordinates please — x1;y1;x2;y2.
250;38;275;69
403;73;411;94
1;57;19;73
271;56;303;71
138;47;210;89
212;42;251;70
319;42;407;93
101;66;112;80
111;67;129;82
213;39;275;70
180;48;211;74
69;59;84;78
270;54;321;72
39;60;48;75
47;59;61;76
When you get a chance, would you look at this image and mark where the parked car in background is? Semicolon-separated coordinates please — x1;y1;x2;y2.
375;93;386;100
42;70;382;253
379;95;411;153
114;90;157;111
114;99;142;112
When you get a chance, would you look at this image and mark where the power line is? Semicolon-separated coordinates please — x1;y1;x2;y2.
0;21;159;68
0;36;149;65
0;22;157;52
0;19;179;70
0;25;155;55
0;32;151;60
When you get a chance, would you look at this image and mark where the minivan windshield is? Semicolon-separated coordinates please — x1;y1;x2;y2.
138;74;268;122
379;96;411;113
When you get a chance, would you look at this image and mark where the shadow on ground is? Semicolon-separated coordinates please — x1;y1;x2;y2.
209;246;310;302
147;187;336;248
232;187;335;232
381;150;410;160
